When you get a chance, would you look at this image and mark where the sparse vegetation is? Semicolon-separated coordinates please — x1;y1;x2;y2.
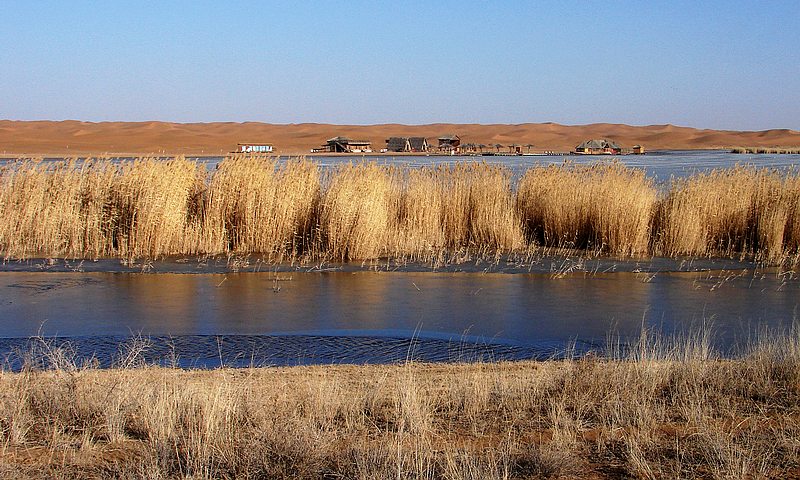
1;329;799;479
732;147;800;154
1;156;799;264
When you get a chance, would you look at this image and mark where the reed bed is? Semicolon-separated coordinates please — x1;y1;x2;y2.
1;157;799;264
655;166;800;262
732;147;800;154
1;329;799;479
202;156;320;258
517;162;657;256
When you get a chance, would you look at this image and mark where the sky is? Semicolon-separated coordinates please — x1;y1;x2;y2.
1;1;799;130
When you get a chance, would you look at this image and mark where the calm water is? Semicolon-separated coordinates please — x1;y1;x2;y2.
14;150;800;183
0;269;797;368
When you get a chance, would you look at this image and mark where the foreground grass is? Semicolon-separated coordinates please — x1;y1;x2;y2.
1;332;799;479
1;156;799;265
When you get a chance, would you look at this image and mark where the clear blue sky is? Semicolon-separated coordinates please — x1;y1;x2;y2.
1;1;798;130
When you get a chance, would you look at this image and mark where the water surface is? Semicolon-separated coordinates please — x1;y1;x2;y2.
1;269;797;367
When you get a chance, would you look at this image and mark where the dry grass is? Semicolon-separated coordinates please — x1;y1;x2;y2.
1;157;799;264
732;147;800;154
516;162;657;256
654;167;800;262
1;330;799;479
201;156;320;258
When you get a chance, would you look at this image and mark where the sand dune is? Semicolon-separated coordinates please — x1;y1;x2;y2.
1;120;799;156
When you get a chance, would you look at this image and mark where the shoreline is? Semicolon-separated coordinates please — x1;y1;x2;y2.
3;334;799;478
2;119;800;156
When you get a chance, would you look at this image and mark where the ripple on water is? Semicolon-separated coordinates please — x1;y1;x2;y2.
0;334;597;371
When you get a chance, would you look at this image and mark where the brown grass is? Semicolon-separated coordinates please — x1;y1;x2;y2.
732;147;800;154
1;329;799;479
1;157;799;264
655;166;800;262
516;162;657;256
201;156;320;258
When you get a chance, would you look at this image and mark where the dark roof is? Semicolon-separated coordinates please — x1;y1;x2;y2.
576;139;621;150
386;137;410;151
438;134;460;141
326;136;370;146
409;137;428;150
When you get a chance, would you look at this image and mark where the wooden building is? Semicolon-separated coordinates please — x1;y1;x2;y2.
323;136;372;153
385;137;429;152
574;139;622;155
386;137;411;152
632;145;645;155
409;137;429;152
437;134;461;153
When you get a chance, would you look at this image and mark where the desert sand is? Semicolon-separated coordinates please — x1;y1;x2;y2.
1;120;799;156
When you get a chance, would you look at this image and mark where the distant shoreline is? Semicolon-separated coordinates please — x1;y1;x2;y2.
2;120;800;156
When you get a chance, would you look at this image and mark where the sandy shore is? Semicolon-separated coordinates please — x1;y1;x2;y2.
1;120;799;156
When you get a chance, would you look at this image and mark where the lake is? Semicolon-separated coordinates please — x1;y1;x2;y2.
1;150;799;368
0;266;797;368
15;149;800;183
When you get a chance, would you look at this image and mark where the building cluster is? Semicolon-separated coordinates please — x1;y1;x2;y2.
237;137;645;155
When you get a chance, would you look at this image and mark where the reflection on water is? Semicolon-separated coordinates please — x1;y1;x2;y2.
9;150;800;183
0;270;797;367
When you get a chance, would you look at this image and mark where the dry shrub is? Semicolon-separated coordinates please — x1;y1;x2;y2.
517;162;657;256
656;166;800;261
202;155;319;257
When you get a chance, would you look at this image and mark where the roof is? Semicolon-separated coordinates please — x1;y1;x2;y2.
386;137;410;151
438;134;460;141
409;137;428;150
326;136;370;145
576;139;621;150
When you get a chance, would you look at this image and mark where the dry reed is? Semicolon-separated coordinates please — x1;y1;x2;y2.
655;166;800;262
201;155;320;258
2;157;799;264
319;163;400;261
517;162;657;256
1;329;798;479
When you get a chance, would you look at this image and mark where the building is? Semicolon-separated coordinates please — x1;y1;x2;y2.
574;139;622;155
408;137;429;152
632;145;645;155
237;143;273;153
385;137;429;153
438;134;461;153
322;137;372;153
386;137;411;152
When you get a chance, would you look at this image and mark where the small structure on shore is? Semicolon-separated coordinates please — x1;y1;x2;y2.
320;137;372;153
409;137;429;152
236;143;273;154
386;137;410;152
385;137;429;152
438;134;461;154
574;139;622;155
632;145;645;155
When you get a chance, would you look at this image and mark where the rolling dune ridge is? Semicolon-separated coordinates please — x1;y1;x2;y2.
1;120;800;155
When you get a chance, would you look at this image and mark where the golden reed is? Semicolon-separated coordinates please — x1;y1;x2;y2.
0;157;798;263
